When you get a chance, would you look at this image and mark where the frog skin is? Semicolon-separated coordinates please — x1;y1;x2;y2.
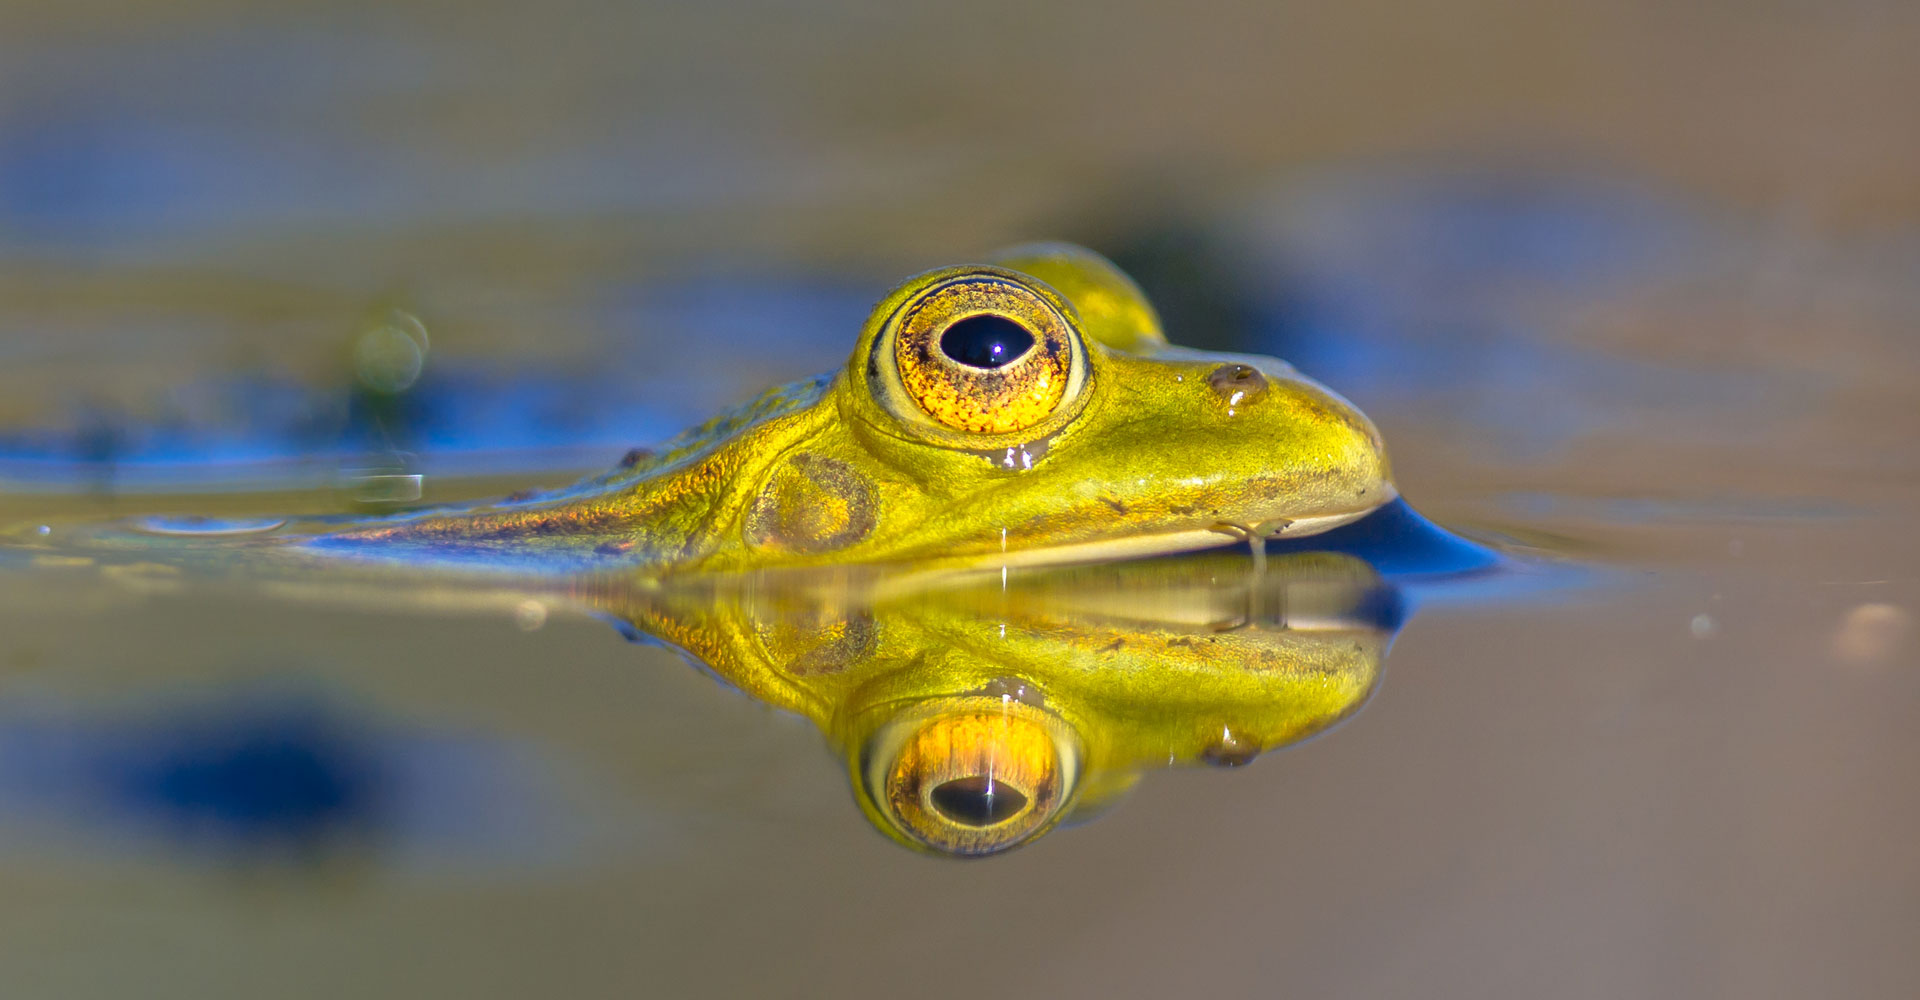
280;242;1394;575
577;549;1402;856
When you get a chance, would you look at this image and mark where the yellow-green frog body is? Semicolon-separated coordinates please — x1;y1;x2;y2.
221;243;1393;574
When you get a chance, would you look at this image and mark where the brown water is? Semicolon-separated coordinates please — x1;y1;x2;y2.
1;2;1917;998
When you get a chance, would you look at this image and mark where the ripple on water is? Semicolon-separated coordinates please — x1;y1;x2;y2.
132;516;287;537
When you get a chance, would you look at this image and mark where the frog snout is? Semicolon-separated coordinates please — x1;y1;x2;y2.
1208;364;1394;508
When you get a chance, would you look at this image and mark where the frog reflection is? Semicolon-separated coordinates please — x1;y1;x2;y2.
577;550;1404;856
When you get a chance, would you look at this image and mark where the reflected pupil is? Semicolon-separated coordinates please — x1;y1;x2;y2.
939;315;1035;369
929;776;1028;826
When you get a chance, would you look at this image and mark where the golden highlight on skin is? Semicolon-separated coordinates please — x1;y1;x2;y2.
892;277;1075;435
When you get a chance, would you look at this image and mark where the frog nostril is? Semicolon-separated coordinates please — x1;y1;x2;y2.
1206;364;1268;406
929;776;1029;826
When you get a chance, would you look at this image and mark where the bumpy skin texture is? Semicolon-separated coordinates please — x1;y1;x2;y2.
311;244;1394;574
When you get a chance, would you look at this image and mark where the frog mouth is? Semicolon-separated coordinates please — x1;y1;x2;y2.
952;483;1396;571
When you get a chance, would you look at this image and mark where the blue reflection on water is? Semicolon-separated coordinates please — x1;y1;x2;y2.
1263;497;1588;611
0;365;684;489
0;270;872;489
103;699;384;849
1270;498;1500;579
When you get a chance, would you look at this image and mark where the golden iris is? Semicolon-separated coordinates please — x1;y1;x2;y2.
891;276;1079;435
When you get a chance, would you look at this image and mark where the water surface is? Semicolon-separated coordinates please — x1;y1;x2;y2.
1;5;1917;998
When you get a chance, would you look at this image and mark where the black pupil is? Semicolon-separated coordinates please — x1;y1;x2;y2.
939;315;1035;369
929;776;1028;826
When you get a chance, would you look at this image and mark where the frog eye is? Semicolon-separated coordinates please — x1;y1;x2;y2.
880;273;1088;436
858;700;1080;856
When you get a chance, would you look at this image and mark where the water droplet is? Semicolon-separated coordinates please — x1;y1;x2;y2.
353;310;429;394
1689;614;1717;639
514;600;549;631
1201;727;1261;767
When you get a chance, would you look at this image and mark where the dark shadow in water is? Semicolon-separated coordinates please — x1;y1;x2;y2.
102;697;386;853
0;687;572;869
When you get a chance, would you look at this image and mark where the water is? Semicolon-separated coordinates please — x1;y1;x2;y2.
2;4;1918;998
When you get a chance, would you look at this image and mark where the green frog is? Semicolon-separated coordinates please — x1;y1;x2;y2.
579;548;1400;856
282;242;1393;574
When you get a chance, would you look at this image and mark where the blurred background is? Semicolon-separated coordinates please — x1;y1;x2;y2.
0;1;1916;998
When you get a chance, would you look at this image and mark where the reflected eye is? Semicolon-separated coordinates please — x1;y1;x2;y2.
859;699;1080;856
883;275;1087;436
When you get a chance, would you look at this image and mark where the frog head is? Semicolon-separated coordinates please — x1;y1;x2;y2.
730;243;1392;571
296;243;1392;575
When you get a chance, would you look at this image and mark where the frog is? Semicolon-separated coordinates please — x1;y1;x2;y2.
273;242;1394;575
578;547;1403;856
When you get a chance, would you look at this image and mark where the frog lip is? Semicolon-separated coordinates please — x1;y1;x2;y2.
946;482;1397;572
